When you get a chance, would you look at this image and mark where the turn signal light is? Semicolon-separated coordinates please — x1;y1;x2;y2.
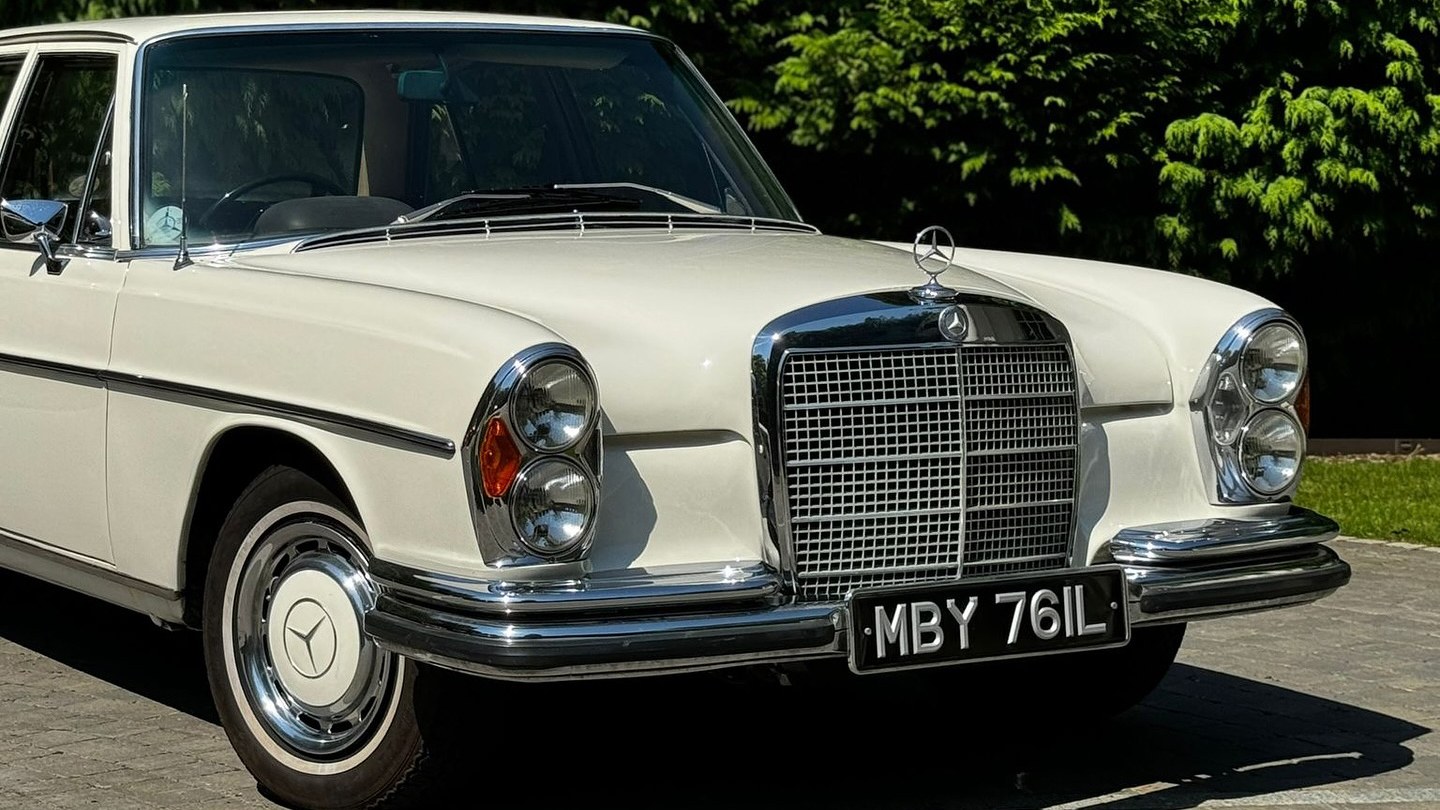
479;417;522;498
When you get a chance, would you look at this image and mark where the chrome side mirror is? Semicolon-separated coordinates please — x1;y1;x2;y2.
1;199;67;274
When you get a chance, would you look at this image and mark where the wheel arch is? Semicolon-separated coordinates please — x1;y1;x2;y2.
180;425;359;627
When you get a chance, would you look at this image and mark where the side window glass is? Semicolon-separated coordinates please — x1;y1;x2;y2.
0;59;21;107
0;54;117;246
75;110;113;245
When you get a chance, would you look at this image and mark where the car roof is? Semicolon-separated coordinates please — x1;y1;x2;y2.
0;10;639;46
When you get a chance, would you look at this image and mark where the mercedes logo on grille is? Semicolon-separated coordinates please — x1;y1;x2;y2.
938;305;969;342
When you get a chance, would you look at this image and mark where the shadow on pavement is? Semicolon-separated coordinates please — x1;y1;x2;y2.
0;569;217;723
418;661;1429;810
0;569;1428;809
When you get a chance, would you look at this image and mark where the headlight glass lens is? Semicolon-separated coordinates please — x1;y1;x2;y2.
1241;323;1305;404
512;361;595;451
1207;371;1247;445
511;458;597;556
1239;410;1303;495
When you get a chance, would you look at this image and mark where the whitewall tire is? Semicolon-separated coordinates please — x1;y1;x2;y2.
202;466;430;809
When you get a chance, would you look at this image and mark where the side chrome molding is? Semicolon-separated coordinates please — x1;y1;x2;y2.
0;527;184;624
0;351;455;458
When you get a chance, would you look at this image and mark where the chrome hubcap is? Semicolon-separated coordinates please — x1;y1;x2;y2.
234;518;393;759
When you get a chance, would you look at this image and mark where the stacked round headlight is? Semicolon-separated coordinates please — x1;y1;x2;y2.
1201;316;1308;500
511;457;598;555
1241;323;1306;404
511;360;598;556
474;352;601;561
512;361;596;452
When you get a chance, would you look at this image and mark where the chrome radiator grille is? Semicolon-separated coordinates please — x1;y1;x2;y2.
780;342;1078;601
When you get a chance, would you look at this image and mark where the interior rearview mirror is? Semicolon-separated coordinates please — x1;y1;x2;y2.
395;70;448;103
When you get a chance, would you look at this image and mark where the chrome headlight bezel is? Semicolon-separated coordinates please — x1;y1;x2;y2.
1191;310;1308;503
463;343;602;570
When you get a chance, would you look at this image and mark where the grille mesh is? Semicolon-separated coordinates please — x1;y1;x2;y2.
779;340;1078;601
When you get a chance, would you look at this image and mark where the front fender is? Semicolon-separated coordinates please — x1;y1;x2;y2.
106;256;565;588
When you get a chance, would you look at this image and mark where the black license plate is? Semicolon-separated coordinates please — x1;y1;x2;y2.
849;566;1129;673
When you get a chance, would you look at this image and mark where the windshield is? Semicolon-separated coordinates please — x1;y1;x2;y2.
137;30;799;247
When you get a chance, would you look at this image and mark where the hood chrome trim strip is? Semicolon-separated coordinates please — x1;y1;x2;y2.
293;212;819;253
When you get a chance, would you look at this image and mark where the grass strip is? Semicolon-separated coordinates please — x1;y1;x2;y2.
1296;455;1440;546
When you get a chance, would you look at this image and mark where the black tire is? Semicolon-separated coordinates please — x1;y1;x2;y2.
202;466;431;810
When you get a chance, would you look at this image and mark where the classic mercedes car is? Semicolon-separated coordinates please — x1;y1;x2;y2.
0;9;1348;809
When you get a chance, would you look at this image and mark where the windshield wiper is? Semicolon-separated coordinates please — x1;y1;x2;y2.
550;182;720;214
399;187;640;224
399;181;725;225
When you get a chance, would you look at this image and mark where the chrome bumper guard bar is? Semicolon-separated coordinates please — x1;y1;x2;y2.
1110;506;1349;624
365;507;1348;680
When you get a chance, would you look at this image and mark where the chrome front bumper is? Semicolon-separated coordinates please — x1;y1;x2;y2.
364;507;1349;681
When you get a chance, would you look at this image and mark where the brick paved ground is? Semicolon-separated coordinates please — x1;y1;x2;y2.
0;538;1435;809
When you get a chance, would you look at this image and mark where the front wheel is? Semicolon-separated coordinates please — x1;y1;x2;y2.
202;467;430;809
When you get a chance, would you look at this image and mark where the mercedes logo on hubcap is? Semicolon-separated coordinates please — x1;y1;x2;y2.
282;599;338;679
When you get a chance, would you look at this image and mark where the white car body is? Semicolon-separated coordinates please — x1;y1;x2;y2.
0;11;1347;808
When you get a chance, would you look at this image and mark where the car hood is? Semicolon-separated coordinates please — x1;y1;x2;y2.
232;230;1175;436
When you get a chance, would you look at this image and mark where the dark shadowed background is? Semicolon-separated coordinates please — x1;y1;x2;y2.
6;0;1437;438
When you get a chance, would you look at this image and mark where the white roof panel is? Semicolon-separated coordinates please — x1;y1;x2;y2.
0;10;638;45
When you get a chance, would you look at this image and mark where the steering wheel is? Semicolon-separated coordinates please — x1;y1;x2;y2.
196;172;347;233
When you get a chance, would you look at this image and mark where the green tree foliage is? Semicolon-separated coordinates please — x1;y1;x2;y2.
733;0;1243;264
1158;1;1440;282
739;0;1440;286
3;0;1438;435
8;0;1440;287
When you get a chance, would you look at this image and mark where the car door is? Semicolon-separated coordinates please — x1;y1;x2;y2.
0;47;123;562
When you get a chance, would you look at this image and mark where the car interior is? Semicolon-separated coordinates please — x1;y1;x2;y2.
139;33;746;247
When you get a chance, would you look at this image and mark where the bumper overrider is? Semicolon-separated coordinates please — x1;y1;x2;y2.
363;506;1349;681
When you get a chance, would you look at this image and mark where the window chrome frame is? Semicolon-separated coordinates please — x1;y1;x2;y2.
750;292;1082;598
0;45;123;259
462;342;602;577
1189;308;1308;504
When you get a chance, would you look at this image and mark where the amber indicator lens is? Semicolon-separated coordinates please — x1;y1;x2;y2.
479;417;523;498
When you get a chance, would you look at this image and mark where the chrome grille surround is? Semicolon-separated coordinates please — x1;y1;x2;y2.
752;293;1080;603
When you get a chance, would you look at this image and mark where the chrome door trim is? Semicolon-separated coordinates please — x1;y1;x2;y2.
0;525;183;621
